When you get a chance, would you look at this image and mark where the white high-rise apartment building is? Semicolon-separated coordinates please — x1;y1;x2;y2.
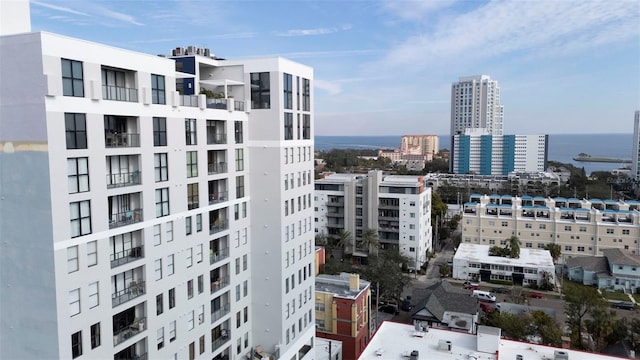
0;5;315;360
315;171;432;270
631;110;640;181
450;75;504;137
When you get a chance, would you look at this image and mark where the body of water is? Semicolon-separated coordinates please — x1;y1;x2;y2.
315;134;633;175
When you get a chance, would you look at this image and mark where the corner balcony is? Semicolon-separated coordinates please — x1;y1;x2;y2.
208;162;227;175
105;132;140;148
206;98;228;110
103;85;138;102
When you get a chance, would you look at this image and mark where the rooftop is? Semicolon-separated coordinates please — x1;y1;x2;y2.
454;244;554;268
359;321;625;360
315;273;370;299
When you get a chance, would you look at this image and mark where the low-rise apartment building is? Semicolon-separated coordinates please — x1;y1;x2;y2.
461;194;640;258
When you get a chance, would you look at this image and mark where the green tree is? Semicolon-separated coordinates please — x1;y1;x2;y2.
508;236;521;259
431;192;448;226
359;249;410;303
585;304;617;351
359;228;380;256
322;257;354;275
335;230;354;256
439;263;451;278
545;243;562;263
315;233;328;247
423;158;449;174
531;310;562;346
564;281;602;349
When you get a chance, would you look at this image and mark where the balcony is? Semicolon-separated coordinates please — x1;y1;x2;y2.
209;191;228;205
107;171;141;189
110;246;144;268
208;162;227;175
211;324;230;352
109;209;143;229
234;100;245;112
103;85;138;102
210;247;229;264
114;339;147;360
210;275;230;294
206;98;228;110
207;120;227;144
210;219;228;234
105;132;140;148
113;317;146;346
180;95;199;107
112;280;146;307
211;303;231;324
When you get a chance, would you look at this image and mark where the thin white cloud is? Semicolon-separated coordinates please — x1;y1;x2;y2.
383;0;457;21
258;49;382;59
31;0;89;16
315;80;343;95
275;25;351;37
94;5;144;26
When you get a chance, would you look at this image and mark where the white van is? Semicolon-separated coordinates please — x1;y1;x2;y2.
472;290;496;302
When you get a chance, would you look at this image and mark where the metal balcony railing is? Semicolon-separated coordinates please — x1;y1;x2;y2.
210;247;229;265
102;85;138;102
206;99;227;110
112;281;146;307
109;209;143;229
107;171;141;188
208;162;227;175
209;191;228;205
113;317;146;346
211;331;230;351
207;132;227;145
105;133;140;148
211;303;231;324
210;275;230;294
110;246;144;268
209;219;228;235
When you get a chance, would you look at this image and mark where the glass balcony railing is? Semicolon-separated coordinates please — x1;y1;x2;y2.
211;303;231;324
180;95;199;107
110;246;144;268
107;171;141;188
209;219;228;235
210;275;230;294
211;331;230;352
103;85;138;102
109;209;143;229
105;133;140;148
207;133;227;145
209;191;228;205
208;162;227;175
206;99;228;110
112;281;146;307
113;317;146;346
210;247;229;265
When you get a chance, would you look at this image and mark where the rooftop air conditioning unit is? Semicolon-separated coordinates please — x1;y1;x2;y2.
554;350;569;360
437;340;452;352
174;47;184;56
204;48;211;57
409;350;419;360
516;355;523;360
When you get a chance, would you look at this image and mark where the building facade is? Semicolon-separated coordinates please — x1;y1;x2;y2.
315;273;371;360
461;194;640;258
567;249;640;293
399;134;439;158
0;15;314;360
452;128;548;175
315;171;432;270
450;75;504;137
632;110;640;181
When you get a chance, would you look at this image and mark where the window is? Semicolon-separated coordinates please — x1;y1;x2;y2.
65;113;87;149
62;59;84;97
250;72;270;109
564;226;572;231
235;149;244;171
87;240;97;267
236;176;245;198
187;183;199;210
70;200;91;237
88;281;99;308
67;157;89;193
606;228;614;234
284;73;293;109
167;254;174;275
235;258;241;275
244;306;248;323
235;121;244;143
186;216;192;235
185;119;197;145
284;113;293;140
153;153;168;183
302;78;310;111
187;280;194;299
303;114;310;139
90;323;100;349
623;229;630;235
156;293;164;315
187;310;194;330
157;327;165;349
153;117;167;146
169;320;176;342
169;288;176;309
186;248;193;267
67;246;79;273
69;288;80;316
199;335;205;354
71;331;82;358
198;275;204;294
156;188;169;217
155;259;162;280
243;280;248;297
243;254;248;271
151;74;166;104
190;342;196;360
166;221;173;241
186;151;198;177
196;214;202;232
234;204;240;220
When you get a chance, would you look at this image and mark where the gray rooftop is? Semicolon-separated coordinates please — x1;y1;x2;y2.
411;281;478;322
602;248;640;267
566;255;609;273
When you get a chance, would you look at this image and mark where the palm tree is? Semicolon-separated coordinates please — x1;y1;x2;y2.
335;230;353;255
359;228;380;256
508;236;521;259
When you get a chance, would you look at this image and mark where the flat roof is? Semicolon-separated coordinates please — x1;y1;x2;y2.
454;244;554;267
359;322;624;360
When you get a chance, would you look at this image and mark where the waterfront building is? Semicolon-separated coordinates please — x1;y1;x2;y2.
0;5;315;360
451;128;548;175
400;134;439;159
452;244;556;286
461;194;640;258
450;75;504;137
315;170;432;270
632;110;640;181
315;273;371;360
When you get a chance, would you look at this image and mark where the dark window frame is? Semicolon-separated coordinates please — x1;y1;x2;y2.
65;113;87;149
250;72;270;109
62;59;84;97
153;117;167;146
151;74;166;104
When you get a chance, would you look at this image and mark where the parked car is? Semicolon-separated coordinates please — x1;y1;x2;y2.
479;302;494;313
472;290;497;302
464;281;480;290
493;287;509;294
612;301;636;310
379;304;399;315
401;299;413;311
529;292;544;299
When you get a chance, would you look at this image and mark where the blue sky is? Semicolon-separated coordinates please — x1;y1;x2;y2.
29;0;640;136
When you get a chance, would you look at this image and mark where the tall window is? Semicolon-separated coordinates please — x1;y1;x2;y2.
302;78;310;111
185;119;197;145
67;157;89;193
234;121;243;144
250;72;270;109
90;323;101;349
69;288;81;316
154;153;168;182
296;76;300;110
284;113;293;140
153;117;167;146
283;73;293;109
169;288;176;309
67;246;79;273
155;259;163;280
71;331;82;358
186;151;198;177
156;293;164;315
62;59;84;97
296;114;301;139
151;74;166;104
236;176;245;198
70;200;91;238
87;241;97;267
235;149;244;171
65;113;87;149
167;254;174;275
156;188;169;217
187;183;199;210
303;114;311;139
